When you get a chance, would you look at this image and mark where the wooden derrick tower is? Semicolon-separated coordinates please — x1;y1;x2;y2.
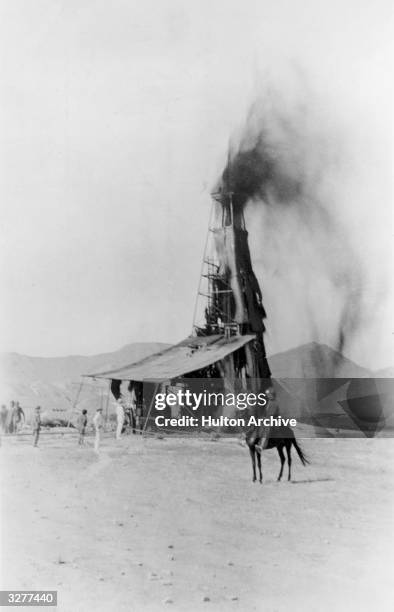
193;187;271;382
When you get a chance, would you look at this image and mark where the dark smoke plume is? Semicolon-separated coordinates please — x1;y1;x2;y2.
215;89;366;365
221;134;303;209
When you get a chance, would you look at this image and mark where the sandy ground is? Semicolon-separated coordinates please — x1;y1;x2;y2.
1;431;394;612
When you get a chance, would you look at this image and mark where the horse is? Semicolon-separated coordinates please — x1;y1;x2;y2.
245;424;309;483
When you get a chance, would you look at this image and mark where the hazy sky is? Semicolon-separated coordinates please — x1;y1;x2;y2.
0;0;392;366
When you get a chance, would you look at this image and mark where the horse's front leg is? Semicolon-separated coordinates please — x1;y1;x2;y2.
277;446;285;481
256;447;263;483
286;444;292;481
249;447;257;482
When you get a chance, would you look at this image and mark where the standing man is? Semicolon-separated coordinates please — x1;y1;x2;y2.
77;409;88;445
124;389;136;434
14;402;25;433
0;405;8;434
93;407;103;453
32;406;41;447
129;386;137;434
115;398;125;440
8;401;15;433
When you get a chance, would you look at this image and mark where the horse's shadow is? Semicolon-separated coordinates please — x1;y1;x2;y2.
290;477;335;484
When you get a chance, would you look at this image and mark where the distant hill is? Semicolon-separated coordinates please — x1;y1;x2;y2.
0;343;169;421
267;343;394;436
268;342;372;378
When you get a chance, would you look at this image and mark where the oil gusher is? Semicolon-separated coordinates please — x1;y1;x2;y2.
193;158;271;394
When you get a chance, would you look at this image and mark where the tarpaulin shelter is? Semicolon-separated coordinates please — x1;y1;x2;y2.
84;333;268;431
86;334;256;383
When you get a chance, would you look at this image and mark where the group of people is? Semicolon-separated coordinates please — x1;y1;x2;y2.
1;394;142;453
0;402;42;447
0;401;26;434
76;394;142;453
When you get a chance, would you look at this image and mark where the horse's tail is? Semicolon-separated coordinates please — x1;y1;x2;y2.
292;439;309;466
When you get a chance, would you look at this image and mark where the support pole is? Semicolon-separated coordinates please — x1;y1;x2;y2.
104;380;111;432
142;383;159;436
67;379;84;427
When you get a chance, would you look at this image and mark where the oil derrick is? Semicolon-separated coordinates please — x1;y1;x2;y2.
193;187;271;381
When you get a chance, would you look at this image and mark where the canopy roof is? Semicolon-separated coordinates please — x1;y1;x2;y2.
85;334;255;382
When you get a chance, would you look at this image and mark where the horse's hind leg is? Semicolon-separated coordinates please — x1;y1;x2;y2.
286;443;292;481
277;446;285;481
256;447;263;483
249;447;257;482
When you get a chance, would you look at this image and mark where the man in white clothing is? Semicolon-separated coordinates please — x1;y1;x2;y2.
115;398;125;440
93;407;103;453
